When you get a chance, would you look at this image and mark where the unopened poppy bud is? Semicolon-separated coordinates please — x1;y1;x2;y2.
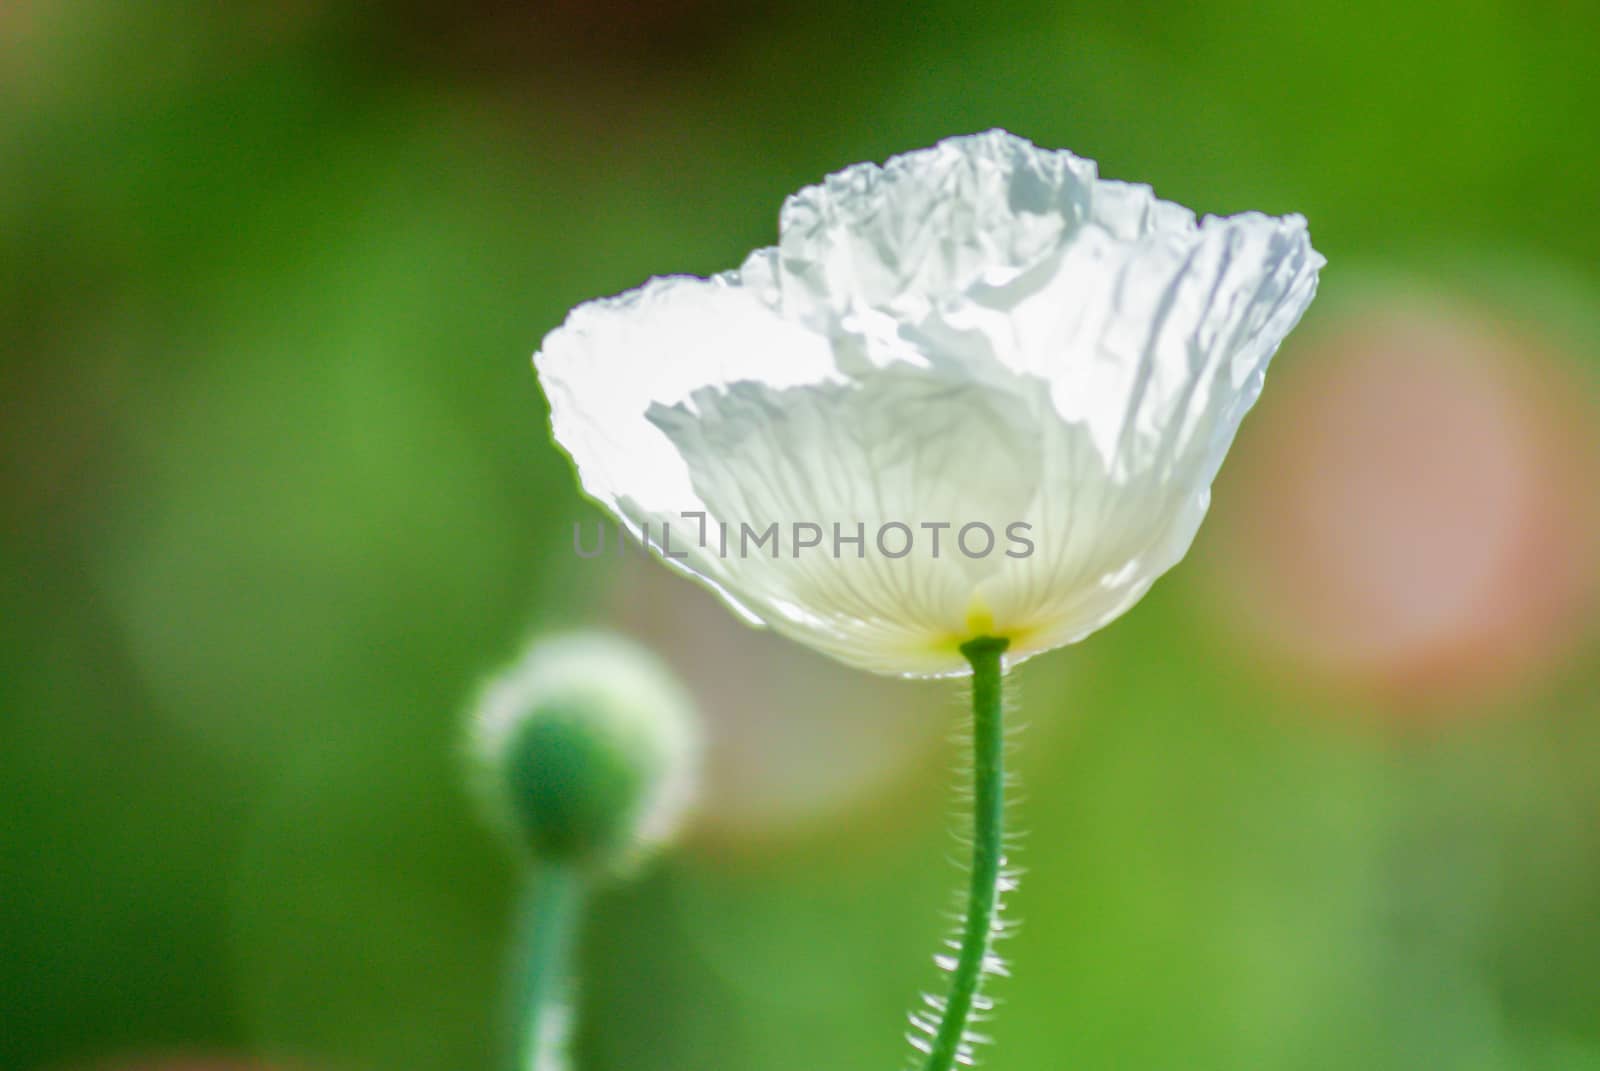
470;631;699;876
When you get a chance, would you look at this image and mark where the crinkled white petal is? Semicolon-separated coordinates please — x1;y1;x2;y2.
759;130;1098;332
536;275;839;621
649;363;1048;674
535;130;1324;677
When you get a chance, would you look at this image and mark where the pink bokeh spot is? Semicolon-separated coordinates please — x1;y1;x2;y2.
1208;302;1600;714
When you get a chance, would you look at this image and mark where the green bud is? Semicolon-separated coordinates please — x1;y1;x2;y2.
470;631;700;876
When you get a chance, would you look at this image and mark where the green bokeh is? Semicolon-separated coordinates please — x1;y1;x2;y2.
5;3;1600;1070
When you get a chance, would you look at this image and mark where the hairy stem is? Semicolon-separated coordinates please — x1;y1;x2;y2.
507;864;584;1071
920;635;1010;1071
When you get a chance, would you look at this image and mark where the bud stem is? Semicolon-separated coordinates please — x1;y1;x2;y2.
507;864;586;1071
921;635;1010;1071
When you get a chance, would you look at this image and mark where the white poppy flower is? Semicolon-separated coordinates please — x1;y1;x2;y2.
536;130;1324;678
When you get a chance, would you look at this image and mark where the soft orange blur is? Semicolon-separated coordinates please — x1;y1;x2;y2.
1209;298;1600;717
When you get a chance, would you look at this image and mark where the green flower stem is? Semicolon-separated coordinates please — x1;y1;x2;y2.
922;635;1010;1071
507;864;585;1071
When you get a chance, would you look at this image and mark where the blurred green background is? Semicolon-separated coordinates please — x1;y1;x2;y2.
5;3;1600;1070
